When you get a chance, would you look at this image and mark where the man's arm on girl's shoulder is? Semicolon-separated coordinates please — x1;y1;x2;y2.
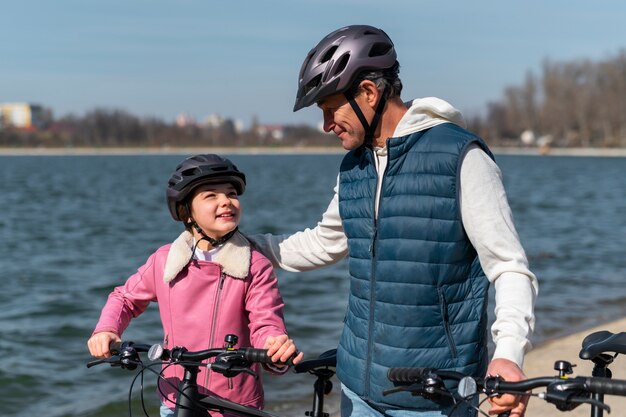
247;180;348;272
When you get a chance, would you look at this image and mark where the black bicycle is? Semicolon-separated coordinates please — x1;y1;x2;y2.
383;330;626;417
86;334;337;417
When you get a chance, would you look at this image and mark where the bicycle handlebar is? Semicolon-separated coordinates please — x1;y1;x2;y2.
387;367;461;383
87;339;296;375
157;345;296;367
387;367;626;397
385;364;626;415
585;377;626;396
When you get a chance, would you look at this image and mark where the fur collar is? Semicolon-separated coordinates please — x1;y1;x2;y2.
163;230;251;283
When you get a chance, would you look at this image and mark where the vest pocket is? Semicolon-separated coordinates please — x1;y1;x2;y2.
437;288;458;358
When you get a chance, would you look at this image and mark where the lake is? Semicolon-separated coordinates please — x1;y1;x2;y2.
0;152;624;416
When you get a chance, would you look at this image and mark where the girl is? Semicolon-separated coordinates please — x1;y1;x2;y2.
87;154;303;416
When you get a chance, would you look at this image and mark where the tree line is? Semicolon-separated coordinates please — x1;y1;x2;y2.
2;49;626;148
468;49;626;148
0;109;338;148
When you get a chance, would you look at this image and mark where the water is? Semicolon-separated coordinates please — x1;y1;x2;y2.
0;152;624;416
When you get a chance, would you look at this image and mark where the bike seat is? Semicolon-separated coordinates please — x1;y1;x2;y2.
294;348;336;374
579;330;626;360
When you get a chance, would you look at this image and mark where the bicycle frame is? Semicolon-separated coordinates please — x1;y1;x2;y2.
172;362;277;417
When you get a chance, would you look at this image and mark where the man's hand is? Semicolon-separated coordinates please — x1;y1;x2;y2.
486;358;528;416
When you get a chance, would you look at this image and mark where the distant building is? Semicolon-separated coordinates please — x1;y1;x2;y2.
202;113;226;129
254;124;285;141
0;102;44;130
201;114;244;133
175;113;197;127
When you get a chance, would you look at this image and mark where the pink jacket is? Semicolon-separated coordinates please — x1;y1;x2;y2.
93;231;288;410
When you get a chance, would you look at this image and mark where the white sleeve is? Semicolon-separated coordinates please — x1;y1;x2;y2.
460;145;539;368
247;177;348;272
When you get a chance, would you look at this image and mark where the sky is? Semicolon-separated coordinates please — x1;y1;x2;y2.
2;1;626;128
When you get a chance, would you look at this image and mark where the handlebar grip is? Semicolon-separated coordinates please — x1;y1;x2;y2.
387;367;431;383
587;377;626;396
241;348;271;364
240;348;295;366
109;341;123;355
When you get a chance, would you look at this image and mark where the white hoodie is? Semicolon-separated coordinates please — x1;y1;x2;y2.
249;97;538;368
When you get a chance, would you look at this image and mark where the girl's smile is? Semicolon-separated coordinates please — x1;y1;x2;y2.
188;182;241;246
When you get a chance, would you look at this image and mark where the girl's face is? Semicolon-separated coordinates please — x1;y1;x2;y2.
188;182;241;242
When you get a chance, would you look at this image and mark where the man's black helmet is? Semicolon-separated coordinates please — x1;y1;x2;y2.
293;25;397;111
166;154;246;221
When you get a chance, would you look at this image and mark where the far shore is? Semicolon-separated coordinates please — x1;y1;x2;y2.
1;145;626;157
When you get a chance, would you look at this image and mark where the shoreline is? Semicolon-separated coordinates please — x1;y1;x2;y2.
1;146;626;157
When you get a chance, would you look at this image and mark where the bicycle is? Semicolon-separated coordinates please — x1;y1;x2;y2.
383;330;626;417
86;334;337;417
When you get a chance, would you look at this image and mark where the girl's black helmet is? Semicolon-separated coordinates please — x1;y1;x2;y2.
166;154;246;221
293;25;397;111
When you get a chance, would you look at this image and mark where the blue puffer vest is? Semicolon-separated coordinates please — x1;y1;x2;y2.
336;123;494;411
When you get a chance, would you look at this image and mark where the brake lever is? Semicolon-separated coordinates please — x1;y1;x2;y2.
382;383;424;397
86;355;122;368
574;396;610;413
86;358;108;368
209;361;260;379
541;389;588;412
239;367;258;379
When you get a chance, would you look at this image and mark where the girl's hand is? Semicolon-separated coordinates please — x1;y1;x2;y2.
264;334;304;365
87;331;121;358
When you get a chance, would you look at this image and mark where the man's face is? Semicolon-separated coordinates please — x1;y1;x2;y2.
317;92;368;151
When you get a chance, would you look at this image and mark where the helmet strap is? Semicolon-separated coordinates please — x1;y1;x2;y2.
345;84;389;148
187;222;239;263
192;222;239;248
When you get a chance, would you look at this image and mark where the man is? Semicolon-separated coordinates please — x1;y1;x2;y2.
249;25;537;417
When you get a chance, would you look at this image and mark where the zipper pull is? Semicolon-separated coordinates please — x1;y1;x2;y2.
370;227;378;256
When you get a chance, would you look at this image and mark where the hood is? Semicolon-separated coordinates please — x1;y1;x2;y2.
393;97;466;138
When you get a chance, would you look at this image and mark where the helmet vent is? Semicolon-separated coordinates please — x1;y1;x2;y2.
304;74;322;96
335;54;350;76
368;42;392;57
181;168;200;176
320;46;338;63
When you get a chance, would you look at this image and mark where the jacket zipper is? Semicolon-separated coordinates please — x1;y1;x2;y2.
364;146;387;398
205;270;227;388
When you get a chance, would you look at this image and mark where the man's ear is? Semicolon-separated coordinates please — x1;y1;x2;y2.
358;80;381;110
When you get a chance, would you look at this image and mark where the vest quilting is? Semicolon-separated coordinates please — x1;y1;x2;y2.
337;123;493;410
